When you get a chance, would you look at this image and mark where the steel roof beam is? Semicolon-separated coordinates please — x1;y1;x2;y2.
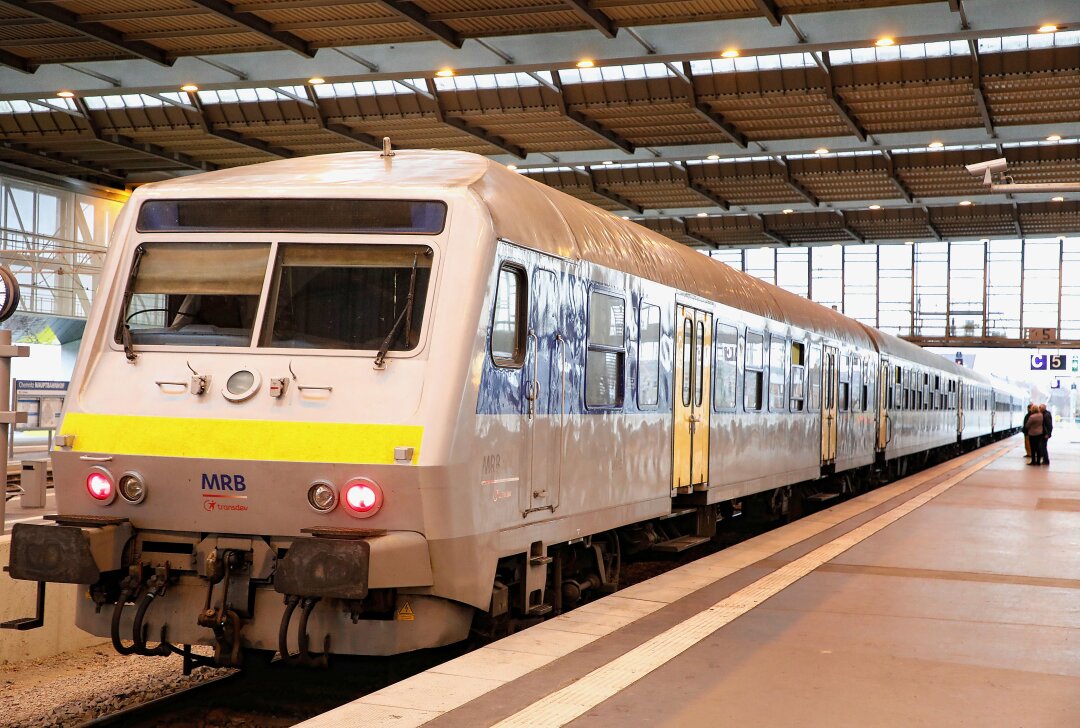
838;210;865;243
968;39;995;137
923;206;944;240
561;0;617;38
757;215;791;246
0;47;38;74
71;97;215;171
682;62;747;148
753;0;782;27
574;168;642;213
551;72;635;154
186;0;315;58
0;0;172;66
776;156;819;207
1010;201;1023;237
672;161;730;210
0;140;125;183
813;53;867;142
880;150;915;203
303;86;382;151
682;220;718;248
187;91;293;158
366;0;463;49
425;79;525;158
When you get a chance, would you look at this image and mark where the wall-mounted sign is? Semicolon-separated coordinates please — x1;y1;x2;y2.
14;380;68;432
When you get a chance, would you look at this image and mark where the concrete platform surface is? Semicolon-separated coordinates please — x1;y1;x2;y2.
301;430;1080;728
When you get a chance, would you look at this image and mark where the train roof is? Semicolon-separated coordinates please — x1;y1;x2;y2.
139;150;991;368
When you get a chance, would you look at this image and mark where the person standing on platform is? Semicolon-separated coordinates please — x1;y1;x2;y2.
1039;403;1053;466
1023;404;1036;460
1025;407;1045;466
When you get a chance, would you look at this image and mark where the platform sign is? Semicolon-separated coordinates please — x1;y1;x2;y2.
14;380;68;432
1031;355;1047;370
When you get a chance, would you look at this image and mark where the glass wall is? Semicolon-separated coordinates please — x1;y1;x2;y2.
0;175;125;317
709;237;1080;341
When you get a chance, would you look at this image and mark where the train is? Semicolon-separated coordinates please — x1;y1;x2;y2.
6;149;1025;668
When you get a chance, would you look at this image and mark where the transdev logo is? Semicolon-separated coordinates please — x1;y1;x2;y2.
201;473;249;512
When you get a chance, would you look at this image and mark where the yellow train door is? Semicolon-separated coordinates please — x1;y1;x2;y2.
821;345;839;465
673;305;712;492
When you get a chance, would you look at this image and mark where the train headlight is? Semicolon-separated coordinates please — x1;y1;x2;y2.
307;481;337;512
86;467;115;504
342;478;382;517
222;368;261;402
118;472;147;504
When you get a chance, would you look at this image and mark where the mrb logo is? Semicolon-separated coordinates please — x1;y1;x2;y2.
201;473;247;491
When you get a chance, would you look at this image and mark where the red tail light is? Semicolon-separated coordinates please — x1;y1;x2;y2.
86;469;115;503
342;478;382;517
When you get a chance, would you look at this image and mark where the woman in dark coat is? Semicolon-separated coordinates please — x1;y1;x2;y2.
1026;408;1045;466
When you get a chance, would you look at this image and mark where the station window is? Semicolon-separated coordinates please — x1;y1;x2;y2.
769;335;786;411
637;304;660;408
789;341;806;412
491;264;527;367
586;291;625;408
744;331;765;411
714;323;738;411
808;344;821;412
838;355;850;411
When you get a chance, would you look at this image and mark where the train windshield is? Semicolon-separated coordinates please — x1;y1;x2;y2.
117;241;434;352
121;242;269;347
259;244;432;350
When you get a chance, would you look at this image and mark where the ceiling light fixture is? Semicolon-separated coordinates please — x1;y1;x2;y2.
602;160;613;165
707;154;720;160
814;147;829;155
56;90;75;98
720;49;740;58
506;164;517;170
1037;24;1058;33
307;77;325;85
1051;196;1065;202
875;37;895;47
959;200;973;206
869;204;882;210
904;240;915;245
782;208;794;214
180;84;199;93
697;212;709;217
928;141;944;150
576;59;595;68
1046;134;1062;142
435;68;455;77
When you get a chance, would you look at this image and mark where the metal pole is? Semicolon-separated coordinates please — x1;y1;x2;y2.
0;330;29;536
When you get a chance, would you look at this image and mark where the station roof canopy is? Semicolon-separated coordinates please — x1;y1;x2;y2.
0;0;1078;247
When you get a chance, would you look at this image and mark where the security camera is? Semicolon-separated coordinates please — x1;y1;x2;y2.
964;157;1009;185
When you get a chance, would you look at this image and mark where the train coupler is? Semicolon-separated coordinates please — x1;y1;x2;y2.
197;548;248;667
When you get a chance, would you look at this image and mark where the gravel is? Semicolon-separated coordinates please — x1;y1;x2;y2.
0;643;233;727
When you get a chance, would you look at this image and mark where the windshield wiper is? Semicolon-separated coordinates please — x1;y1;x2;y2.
118;246;147;363
374;253;419;369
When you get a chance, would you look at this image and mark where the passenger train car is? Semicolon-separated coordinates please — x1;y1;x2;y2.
6;150;1025;666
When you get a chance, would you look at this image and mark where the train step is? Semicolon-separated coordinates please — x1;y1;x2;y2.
805;492;841;503
652;535;711;553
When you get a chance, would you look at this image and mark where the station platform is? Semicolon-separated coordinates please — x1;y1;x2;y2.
301;429;1080;728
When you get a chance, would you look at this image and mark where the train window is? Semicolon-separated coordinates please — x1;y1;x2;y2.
681;319;693;408
861;359;870;411
851;357;861;412
714;323;738;411
695;320;706;407
838;355;850;412
744;331;764;411
261;243;434;351
137;198;447;234
637;304;661;408
490;264;527;366
769;336;786;411
789;341;805;412
808;344;821;412
119;242;270;348
586;291;625;408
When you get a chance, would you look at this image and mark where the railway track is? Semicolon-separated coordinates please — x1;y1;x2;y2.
79;672;241;727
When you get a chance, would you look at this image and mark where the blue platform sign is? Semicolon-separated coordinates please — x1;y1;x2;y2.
1031;354;1047;370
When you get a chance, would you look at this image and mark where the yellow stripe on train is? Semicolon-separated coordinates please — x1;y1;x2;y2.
59;413;422;464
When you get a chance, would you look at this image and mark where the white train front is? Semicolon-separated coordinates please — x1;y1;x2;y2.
6;150;1024;666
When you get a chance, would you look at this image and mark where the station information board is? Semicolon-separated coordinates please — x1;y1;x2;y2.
1030;354;1080;372
14;380;68;431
